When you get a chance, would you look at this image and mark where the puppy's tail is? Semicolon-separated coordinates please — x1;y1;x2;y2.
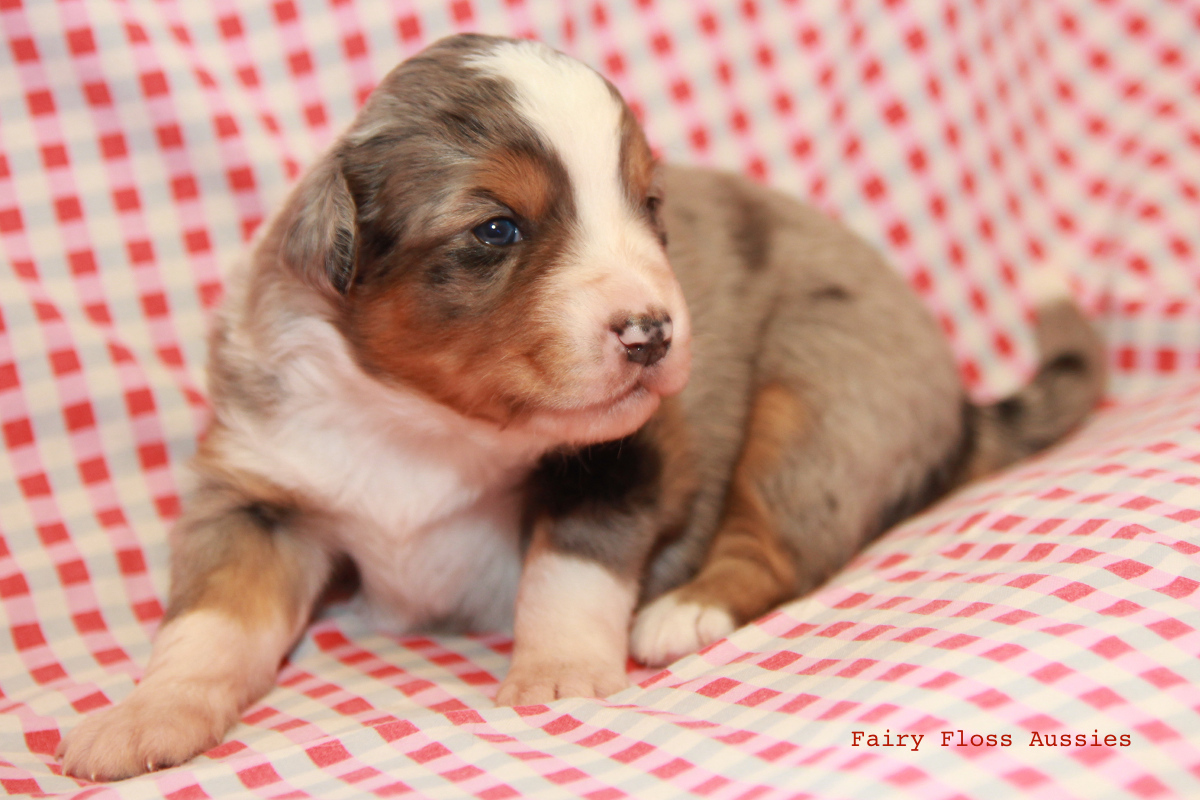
964;274;1106;481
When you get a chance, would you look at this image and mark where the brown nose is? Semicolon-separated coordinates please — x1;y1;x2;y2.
615;314;673;367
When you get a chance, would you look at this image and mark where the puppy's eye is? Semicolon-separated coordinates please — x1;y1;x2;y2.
646;195;662;217
472;217;523;247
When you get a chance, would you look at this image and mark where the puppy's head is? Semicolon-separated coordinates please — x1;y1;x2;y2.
272;34;690;446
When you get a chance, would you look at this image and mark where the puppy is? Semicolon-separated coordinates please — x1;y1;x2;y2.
59;34;1104;780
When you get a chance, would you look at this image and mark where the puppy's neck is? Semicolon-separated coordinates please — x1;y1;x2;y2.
213;268;552;514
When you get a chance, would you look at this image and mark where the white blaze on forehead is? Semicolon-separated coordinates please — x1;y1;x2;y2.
466;39;692;437
470;40;629;228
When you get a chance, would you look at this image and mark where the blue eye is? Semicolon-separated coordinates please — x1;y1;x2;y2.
472;217;523;246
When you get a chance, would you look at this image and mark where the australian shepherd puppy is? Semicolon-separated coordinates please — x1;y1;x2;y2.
59;34;1104;780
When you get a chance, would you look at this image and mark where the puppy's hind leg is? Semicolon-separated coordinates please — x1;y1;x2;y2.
58;480;332;781
632;382;805;667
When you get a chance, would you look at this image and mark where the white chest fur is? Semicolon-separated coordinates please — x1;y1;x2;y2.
216;314;545;633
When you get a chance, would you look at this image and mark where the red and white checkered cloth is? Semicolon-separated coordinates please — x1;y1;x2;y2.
2;1;1199;797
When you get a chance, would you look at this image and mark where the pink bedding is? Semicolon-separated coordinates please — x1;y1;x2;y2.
2;1;1198;797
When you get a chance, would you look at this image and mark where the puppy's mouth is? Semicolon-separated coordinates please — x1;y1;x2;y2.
515;351;690;446
553;346;692;416
532;379;649;420
522;383;656;442
583;380;648;413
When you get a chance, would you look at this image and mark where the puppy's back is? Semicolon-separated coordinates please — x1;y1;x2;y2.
643;165;1103;601
643;165;965;596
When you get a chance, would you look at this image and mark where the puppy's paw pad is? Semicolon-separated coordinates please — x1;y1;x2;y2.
58;691;226;781
631;593;735;667
496;661;628;707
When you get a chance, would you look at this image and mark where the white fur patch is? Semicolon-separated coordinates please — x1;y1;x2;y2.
470;40;628;239
146;609;292;692
496;550;636;704
469;40;692;441
58;610;294;780
514;550;635;652
630;592;736;668
213;315;533;633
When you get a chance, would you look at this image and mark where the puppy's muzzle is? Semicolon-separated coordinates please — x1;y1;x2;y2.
615;313;672;368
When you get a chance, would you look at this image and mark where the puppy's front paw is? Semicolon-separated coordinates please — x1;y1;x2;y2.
58;685;233;781
631;591;736;667
496;658;629;707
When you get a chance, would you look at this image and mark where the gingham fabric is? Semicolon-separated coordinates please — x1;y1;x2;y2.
2;0;1199;797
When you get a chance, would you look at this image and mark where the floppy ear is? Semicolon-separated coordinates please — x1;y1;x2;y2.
275;153;358;295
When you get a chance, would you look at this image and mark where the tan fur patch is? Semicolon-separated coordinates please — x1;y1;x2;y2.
475;148;559;220
335;142;586;427
165;436;326;632
190;427;299;510
618;104;661;225
643;396;699;528
344;277;571;426
619;104;652;184
165;520;304;632
677;381;805;623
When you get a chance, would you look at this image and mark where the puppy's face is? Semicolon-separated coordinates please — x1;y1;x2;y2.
277;34;690;446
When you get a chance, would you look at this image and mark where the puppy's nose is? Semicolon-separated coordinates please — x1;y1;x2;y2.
616;314;672;367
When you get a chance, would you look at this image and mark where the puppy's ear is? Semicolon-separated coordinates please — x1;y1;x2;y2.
276;153;358;295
